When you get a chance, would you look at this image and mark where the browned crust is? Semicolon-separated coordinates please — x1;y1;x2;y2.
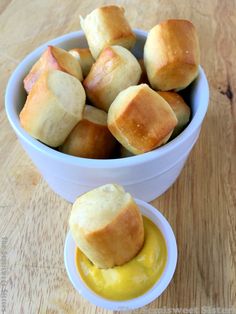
83;47;122;110
98;5;125;13
69;48;92;58
23;45;83;94
50;46;82;80
98;5;136;43
23;47;61;93
61;119;117;159
84;200;144;268
157;91;190;116
50;46;68;71
154;62;198;91
145;19;200;91
109;88;177;153
157;91;191;137
20;72;48;131
154;19;199;66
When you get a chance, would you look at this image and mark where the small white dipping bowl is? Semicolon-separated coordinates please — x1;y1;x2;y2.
5;30;209;202
64;199;177;311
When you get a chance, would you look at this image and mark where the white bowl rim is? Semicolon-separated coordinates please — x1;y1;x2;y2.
64;198;178;311
5;29;209;169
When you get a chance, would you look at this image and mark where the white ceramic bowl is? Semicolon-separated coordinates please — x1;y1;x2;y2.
5;30;209;203
64;199;177;311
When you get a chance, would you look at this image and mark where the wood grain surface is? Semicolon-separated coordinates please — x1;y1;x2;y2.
0;0;235;313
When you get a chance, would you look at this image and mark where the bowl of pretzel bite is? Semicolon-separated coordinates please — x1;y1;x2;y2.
5;5;209;202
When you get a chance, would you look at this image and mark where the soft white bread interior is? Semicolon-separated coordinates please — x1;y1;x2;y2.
83;45;141;112
144;19;200;91
108;84;178;154
158;91;191;138
20;70;86;147
69;48;94;77
69;184;144;268
60;105;117;159
24;45;83;93
80;5;136;59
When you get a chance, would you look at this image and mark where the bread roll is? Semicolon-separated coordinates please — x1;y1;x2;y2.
69;48;94;77
60;105;117;158
20;70;86;147
108;84;178;154
24;46;83;93
69;184;144;268
80;5;136;59
83;45;141;112
158;91;191;138
144;19;200;91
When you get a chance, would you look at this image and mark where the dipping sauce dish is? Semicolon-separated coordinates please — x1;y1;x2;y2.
75;216;167;301
64;199;177;311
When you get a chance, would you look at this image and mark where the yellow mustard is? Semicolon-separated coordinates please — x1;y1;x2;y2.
75;216;167;301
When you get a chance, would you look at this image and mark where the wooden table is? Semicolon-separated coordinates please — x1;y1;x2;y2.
0;1;235;313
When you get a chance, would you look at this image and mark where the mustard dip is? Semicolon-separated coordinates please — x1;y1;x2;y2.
75;216;167;301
